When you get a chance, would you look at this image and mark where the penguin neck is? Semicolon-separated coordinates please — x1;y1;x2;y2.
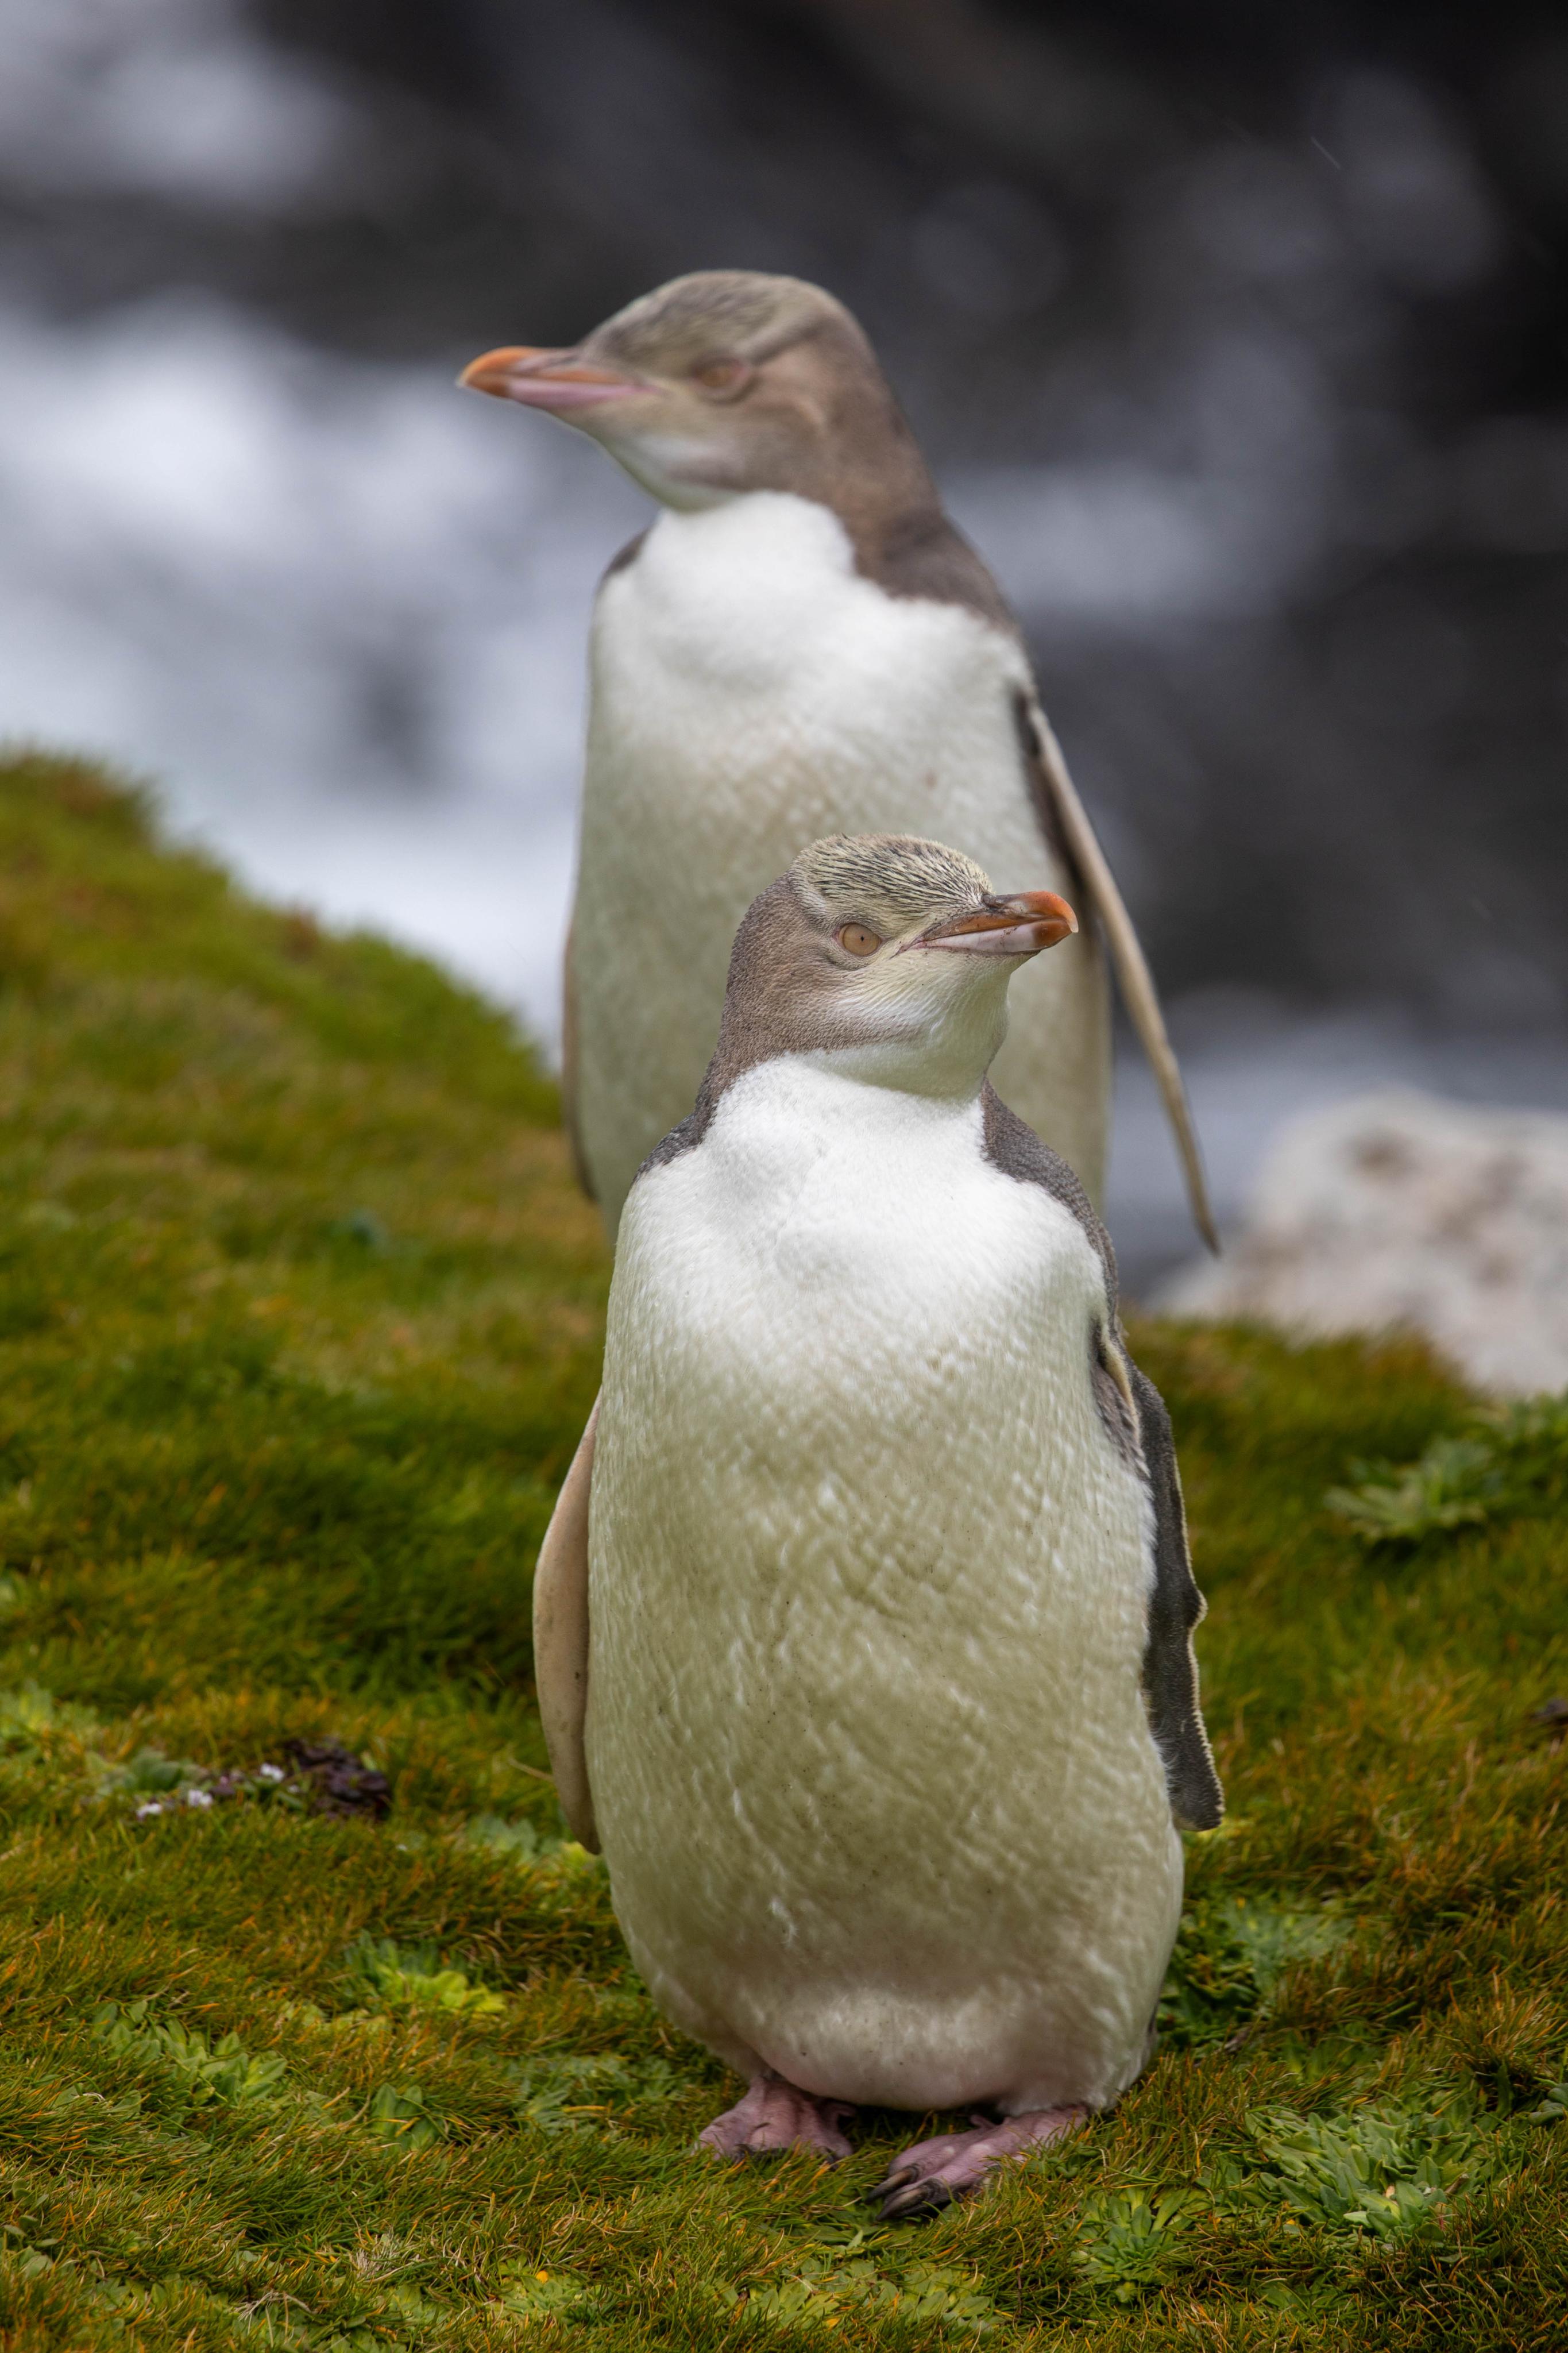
810;990;1011;1105
699;931;1014;1117
611;381;944;570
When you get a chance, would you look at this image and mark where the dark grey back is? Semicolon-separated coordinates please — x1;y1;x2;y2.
862;507;1017;635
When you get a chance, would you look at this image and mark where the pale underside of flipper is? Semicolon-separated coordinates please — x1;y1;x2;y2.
559;920;597;1202
531;1398;600;1850
1022;699;1219;1253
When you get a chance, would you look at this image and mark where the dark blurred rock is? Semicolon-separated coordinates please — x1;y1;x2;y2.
1529;1695;1568;1749
281;1736;392;1819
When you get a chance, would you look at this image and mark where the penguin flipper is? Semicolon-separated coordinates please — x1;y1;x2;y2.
978;1082;1221;1828
1018;697;1219;1253
532;1397;600;1850
560;921;596;1202
1126;1363;1224;1833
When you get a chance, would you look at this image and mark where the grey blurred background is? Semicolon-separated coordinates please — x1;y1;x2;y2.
2;0;1565;1287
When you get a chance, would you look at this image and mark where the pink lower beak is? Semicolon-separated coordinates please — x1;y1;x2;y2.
458;345;640;411
917;890;1079;959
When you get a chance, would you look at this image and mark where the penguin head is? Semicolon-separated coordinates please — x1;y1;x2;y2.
459;271;932;515
706;834;1077;1104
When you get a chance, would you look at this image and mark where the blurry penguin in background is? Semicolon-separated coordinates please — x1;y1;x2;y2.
461;272;1215;1247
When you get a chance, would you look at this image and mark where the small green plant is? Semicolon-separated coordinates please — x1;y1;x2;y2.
0;1680;95;1751
366;2081;444;2151
511;2050;682;2135
91;2001;287;2109
723;2254;1001;2333
1328;1390;1568;1546
376;2280;445;2329
461;1811;568;1862
345;1936;506;2019
1327;1437;1499;1544
1160;1895;1349;2048
96;1745;205;1796
492;2262;602;2320
1243;2094;1493;2238
1525;2078;1568;2124
1070;2185;1204;2301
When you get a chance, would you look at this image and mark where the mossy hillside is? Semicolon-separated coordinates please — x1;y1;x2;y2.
0;749;596;1708
0;750;1562;2350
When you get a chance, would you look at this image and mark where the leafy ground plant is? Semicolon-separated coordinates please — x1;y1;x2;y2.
90;2003;288;2112
1068;2186;1206;2302
0;754;1562;2349
344;1935;508;2019
1327;1390;1568;1545
1242;2093;1493;2239
1158;1892;1351;2050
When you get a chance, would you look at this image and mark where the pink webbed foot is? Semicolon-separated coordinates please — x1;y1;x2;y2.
870;2104;1087;2220
698;2076;856;2163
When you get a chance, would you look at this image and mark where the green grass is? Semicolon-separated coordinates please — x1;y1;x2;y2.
0;747;1562;2350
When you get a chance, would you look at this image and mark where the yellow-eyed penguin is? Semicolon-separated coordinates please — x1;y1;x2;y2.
532;832;1222;2215
459;271;1215;1249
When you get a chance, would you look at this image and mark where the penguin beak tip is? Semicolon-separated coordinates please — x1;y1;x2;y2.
918;890;1079;958
458;345;642;410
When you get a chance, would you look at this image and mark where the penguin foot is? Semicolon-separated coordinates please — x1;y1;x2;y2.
697;2076;856;2163
870;2104;1087;2220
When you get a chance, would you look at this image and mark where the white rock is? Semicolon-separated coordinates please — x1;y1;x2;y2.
1156;1089;1568;1396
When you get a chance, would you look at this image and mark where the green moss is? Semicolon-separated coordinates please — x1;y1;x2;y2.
0;749;1561;2348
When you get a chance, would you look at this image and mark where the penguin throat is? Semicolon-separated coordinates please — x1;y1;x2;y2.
594;429;739;511
812;990;1011;1102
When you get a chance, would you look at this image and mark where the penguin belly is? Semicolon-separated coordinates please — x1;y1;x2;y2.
571;493;1110;1232
585;1059;1181;2115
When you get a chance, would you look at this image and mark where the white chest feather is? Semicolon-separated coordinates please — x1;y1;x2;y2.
594;493;1034;801
571;496;1110;1225
586;1060;1180;2113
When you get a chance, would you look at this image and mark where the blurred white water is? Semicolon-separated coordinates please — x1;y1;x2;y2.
0;294;646;1027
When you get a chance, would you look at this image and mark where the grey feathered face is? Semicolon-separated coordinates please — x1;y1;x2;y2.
457;269;926;514
789;834;1076;967
702;834;1077;1104
791;835;991;940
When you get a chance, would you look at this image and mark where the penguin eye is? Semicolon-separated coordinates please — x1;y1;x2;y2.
692;357;752;398
837;923;882;958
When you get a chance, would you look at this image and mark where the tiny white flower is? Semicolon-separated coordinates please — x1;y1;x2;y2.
184;1787;214;1809
134;1802;164;1819
258;1764;285;1783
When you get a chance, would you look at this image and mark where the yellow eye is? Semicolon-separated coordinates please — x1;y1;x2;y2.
693;357;750;395
837;923;882;958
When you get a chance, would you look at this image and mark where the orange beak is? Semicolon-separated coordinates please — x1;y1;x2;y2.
457;345;641;411
915;890;1079;959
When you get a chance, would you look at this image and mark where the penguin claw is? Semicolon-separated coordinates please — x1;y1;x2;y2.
870;2168;957;2221
697;2076;856;2163
868;2106;1088;2221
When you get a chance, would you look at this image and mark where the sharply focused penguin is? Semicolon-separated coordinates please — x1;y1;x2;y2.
532;832;1222;2215
460;271;1215;1248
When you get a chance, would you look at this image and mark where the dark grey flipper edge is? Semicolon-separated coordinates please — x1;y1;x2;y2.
1009;686;1082;888
1128;1364;1224;1833
980;1081;1222;1831
600;528;648;585
980;1082;1115;1298
982;1085;1141;1465
636;1102;715;1182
